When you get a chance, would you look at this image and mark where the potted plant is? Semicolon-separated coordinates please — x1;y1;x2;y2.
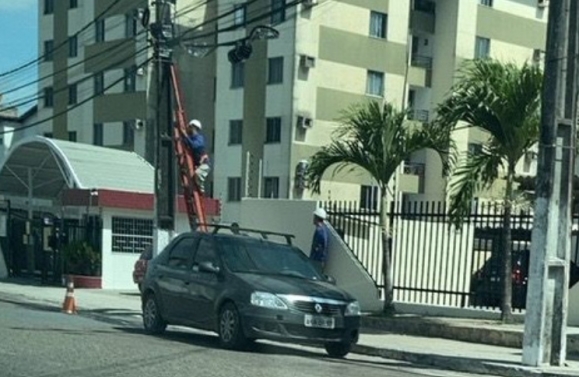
62;241;102;288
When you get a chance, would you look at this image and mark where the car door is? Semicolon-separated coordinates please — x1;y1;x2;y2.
185;235;222;329
155;236;198;322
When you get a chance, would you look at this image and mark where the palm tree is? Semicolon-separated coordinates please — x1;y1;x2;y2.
307;100;454;313
436;59;543;322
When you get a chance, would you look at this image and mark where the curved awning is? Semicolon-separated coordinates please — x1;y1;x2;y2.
0;136;154;200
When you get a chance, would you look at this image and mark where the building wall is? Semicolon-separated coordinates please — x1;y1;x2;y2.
100;207;191;290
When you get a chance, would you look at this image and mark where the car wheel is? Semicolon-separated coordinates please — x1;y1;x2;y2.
324;342;351;358
142;294;167;335
218;302;248;350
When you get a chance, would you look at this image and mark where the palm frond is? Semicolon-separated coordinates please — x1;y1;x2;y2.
447;148;502;227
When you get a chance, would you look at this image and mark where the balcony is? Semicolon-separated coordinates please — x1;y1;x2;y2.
410;0;436;34
411;54;433;69
407;109;430;123
408;54;433;88
398;162;426;193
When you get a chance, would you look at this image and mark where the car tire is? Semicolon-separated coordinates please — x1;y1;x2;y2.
218;302;248;350
324;342;351;358
142;294;167;335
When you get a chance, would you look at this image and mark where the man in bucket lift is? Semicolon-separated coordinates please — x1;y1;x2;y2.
184;119;211;195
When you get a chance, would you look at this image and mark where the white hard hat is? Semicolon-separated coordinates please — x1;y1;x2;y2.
189;119;202;129
313;207;327;220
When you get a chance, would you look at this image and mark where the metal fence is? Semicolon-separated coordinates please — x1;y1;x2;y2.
323;200;579;311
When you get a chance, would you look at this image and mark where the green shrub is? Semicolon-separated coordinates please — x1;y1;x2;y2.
62;241;101;276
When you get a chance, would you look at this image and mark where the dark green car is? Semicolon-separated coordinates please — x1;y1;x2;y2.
140;225;361;358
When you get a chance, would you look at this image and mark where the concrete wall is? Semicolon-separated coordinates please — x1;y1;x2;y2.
100;208;191;290
239;198;381;313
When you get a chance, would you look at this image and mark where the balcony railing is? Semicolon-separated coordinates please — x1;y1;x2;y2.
403;162;426;176
411;54;433;70
407;109;430;122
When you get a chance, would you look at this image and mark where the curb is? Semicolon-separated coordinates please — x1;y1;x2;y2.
350;344;577;377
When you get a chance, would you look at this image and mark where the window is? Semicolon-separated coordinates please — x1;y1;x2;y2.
369;11;387;39
93;123;104;146
44;40;54;62
126;13;137;37
44;0;54;14
69;0;78;9
124;66;136;92
123;121;135;145
271;0;286;24
111;217;154;254
263;177;280;199
95;19;105;42
68;131;77;142
468;142;483;156
266;117;281;143
68;36;78;58
68;84;77;105
94;72;104;95
360;185;379;211
267;57;284;84
231;62;244;88
233;4;246;26
44;87;54;107
475;36;491;59
193;238;217;268
228;177;242;202
167;237;197;269
479;0;493;6
229;120;243;145
366;70;384;97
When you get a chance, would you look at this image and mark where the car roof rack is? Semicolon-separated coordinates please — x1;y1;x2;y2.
198;223;295;245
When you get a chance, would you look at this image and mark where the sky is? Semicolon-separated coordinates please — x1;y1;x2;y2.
0;0;38;114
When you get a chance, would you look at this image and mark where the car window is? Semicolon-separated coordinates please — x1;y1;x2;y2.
218;237;322;280
167;237;197;269
193;237;217;267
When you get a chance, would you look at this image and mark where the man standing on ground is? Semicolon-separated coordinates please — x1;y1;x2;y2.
184;119;211;194
309;208;329;273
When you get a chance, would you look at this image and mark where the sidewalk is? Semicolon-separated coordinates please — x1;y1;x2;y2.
1;279;578;377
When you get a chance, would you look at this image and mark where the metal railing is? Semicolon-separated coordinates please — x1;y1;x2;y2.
411;54;433;69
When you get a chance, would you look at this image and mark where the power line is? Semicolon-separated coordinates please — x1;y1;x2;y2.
0;0;124;79
0;56;154;136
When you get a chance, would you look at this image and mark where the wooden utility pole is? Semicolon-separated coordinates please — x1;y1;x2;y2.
148;0;176;255
523;0;579;367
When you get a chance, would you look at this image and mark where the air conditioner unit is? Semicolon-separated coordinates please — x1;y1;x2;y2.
134;119;144;131
538;0;549;8
302;0;318;7
299;55;316;69
297;115;313;129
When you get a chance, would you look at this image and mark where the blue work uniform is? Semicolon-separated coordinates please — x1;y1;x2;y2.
184;134;210;167
309;223;329;263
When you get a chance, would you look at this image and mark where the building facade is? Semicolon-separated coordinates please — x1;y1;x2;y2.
32;0;217;177
212;0;549;220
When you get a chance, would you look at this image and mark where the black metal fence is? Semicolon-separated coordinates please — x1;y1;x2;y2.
323;200;579;312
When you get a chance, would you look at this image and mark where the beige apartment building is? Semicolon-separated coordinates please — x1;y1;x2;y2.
212;0;549;220
28;0;216;170
21;0;550;222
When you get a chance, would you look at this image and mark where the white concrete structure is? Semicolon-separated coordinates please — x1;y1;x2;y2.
239;198;382;313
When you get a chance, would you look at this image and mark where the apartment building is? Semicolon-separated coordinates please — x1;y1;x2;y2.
211;0;550;220
29;0;216;172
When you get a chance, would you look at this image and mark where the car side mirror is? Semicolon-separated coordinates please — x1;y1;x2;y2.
324;274;336;285
199;261;220;274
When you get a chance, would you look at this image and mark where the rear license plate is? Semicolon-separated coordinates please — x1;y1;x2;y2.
304;314;335;329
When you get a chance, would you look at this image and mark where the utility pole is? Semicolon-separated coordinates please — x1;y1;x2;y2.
522;0;579;367
148;0;176;256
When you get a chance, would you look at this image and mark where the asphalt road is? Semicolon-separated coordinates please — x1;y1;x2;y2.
0;297;493;377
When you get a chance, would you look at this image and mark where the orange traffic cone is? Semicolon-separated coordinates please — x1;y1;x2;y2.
62;275;78;314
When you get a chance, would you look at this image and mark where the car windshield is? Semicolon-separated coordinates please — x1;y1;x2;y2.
218;237;323;280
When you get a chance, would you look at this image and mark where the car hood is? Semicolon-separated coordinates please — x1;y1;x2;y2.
234;272;353;301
